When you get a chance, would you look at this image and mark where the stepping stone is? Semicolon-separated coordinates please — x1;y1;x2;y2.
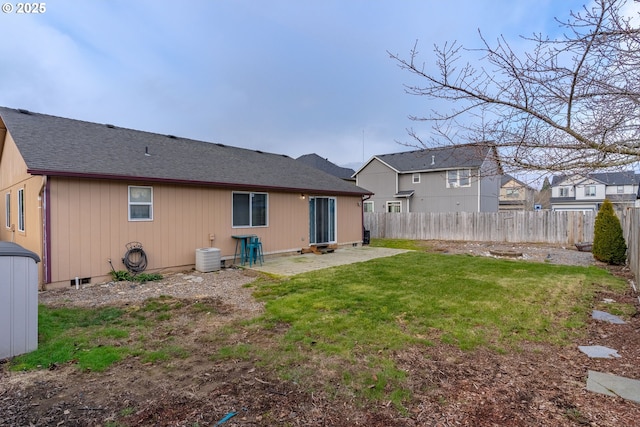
578;345;621;358
587;370;640;403
592;310;626;324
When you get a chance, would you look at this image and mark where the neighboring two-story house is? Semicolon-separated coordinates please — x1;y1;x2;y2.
354;143;501;213
550;171;639;212
499;174;537;211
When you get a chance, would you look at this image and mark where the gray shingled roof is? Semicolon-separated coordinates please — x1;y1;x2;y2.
590;172;638;185
0;107;370;196
369;144;492;173
296;153;356;180
501;174;536;190
552;172;638;186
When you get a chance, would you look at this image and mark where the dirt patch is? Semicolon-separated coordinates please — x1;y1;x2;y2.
1;244;640;426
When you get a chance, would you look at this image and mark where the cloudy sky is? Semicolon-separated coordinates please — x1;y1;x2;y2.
0;0;587;170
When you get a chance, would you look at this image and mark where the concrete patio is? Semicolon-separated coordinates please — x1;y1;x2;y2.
249;245;411;276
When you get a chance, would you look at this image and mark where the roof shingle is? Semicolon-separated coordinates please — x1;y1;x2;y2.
0;107;370;196
370;144;493;173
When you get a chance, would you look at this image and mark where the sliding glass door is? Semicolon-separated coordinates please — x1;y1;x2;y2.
309;197;336;245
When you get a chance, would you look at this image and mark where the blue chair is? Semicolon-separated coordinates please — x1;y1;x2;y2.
246;236;264;266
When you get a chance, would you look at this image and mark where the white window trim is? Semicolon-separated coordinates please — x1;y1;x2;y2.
17;188;24;232
585;185;596;197
446;169;471;188
363;200;374;213
5;192;10;229
386;200;402;213
412;173;420;184
128;186;153;221
232;191;269;228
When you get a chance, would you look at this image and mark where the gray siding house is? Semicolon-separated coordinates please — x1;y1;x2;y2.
354;144;501;213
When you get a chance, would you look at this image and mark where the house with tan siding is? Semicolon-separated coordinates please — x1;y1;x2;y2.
499;174;537;211
0;107;372;289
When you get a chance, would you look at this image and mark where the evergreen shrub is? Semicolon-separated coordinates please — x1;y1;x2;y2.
592;199;627;265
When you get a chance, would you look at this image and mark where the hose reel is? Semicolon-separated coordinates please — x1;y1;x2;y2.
122;241;148;274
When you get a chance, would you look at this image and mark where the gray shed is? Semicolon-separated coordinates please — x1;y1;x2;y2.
0;242;40;359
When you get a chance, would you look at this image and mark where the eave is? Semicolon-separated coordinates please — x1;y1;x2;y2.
27;169;373;197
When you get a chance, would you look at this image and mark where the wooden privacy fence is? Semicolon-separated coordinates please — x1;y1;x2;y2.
364;211;595;245
621;208;640;283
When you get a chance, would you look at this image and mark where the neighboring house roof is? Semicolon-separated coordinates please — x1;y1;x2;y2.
501;174;536;191
356;143;496;174
589;171;638;186
0;107;370;196
552;171;639;187
296;153;356;180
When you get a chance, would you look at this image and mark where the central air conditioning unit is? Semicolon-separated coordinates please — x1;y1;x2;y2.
195;248;221;273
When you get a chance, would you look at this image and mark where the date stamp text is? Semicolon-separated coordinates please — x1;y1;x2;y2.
2;3;46;14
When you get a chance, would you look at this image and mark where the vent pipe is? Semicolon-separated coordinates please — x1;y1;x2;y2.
431;155;435;165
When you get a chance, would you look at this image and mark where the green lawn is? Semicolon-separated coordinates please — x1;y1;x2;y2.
246;239;628;404
254;247;624;353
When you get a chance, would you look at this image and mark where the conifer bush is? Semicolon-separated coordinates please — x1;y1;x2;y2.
592;199;627;265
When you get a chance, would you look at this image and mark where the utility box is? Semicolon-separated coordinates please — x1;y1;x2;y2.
195;247;221;273
0;242;40;359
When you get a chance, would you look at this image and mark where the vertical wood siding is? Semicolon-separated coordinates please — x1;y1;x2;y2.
47;178;363;285
0;134;44;281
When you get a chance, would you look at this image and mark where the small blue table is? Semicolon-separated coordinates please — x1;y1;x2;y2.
231;234;256;265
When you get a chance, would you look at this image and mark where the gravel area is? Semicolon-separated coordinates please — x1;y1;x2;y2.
429;240;597;266
38;268;263;313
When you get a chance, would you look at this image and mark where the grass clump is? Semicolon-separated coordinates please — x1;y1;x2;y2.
11;306;129;372
109;270;163;282
10;296;193;372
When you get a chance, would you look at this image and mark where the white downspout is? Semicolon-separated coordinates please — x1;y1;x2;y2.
477;171;481;212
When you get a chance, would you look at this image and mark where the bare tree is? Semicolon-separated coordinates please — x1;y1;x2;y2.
389;0;640;175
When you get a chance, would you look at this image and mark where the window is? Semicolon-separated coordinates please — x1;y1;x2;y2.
506;188;519;198
5;192;10;228
386;201;401;213
363;200;374;213
617;185;624;194
585;185;596;197
233;192;268;227
128;186;153;221
559;187;570;197
447;169;471;188
17;188;24;232
412;173;420;184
